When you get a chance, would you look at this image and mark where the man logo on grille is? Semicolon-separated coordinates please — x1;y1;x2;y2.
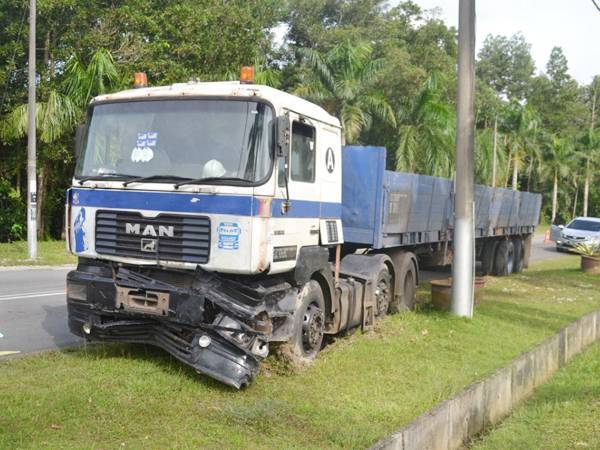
141;238;157;252
125;223;174;237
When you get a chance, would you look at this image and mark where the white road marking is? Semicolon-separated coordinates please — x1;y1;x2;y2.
0;291;64;302
0;351;21;357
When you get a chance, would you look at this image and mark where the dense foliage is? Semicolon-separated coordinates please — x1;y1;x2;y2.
0;0;598;241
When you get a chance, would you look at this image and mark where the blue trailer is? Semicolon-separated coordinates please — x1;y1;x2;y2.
342;146;540;249
65;78;542;388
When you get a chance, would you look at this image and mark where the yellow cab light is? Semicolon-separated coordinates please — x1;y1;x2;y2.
133;72;148;88
240;66;255;84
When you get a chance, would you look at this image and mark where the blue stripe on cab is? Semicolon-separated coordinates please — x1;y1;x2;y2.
71;188;341;218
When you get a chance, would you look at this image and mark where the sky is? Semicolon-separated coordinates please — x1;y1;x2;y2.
411;0;600;85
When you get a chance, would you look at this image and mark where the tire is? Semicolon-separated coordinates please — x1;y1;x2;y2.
278;280;325;366
493;240;515;276
388;254;417;312
512;237;525;273
374;266;393;318
480;239;499;276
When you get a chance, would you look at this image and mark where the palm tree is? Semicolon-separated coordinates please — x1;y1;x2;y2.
504;103;539;191
543;136;574;223
1;49;120;144
293;40;395;143
0;49;120;237
581;128;600;217
475;127;508;186
395;73;455;177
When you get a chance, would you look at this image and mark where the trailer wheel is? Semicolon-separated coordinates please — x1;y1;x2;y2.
513;237;525;274
375;266;392;318
493;240;514;276
480;239;499;276
278;280;325;366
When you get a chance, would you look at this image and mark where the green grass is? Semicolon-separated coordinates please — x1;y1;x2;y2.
0;256;599;449
0;240;76;266
471;343;600;450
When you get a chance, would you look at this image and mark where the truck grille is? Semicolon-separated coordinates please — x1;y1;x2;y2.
95;211;210;264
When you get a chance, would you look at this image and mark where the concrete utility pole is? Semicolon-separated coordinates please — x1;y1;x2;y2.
27;0;37;259
451;0;476;318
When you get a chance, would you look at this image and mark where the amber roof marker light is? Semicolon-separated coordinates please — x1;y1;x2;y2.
133;72;148;88
240;66;255;84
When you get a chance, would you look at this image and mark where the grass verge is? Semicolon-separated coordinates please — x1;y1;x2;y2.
471;342;600;450
0;240;75;266
0;256;599;448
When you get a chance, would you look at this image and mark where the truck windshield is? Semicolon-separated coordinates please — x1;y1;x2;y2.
75;99;274;184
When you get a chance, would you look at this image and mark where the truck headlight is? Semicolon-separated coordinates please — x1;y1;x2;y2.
67;281;87;301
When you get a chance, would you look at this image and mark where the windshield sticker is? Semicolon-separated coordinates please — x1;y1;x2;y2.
218;222;241;250
131;131;157;162
73;208;88;253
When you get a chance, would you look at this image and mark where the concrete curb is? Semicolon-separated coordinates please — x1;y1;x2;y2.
370;309;600;450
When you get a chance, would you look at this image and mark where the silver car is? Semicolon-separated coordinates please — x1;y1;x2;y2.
555;217;600;251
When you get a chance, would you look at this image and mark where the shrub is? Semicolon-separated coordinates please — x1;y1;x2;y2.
0;178;25;242
572;242;600;258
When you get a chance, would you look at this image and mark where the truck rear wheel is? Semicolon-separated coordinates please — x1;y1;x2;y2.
389;254;417;312
278;280;325;366
512;237;525;273
480;239;499;276
493;240;514;276
375;266;392;318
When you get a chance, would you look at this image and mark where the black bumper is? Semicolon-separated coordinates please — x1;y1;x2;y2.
67;265;262;389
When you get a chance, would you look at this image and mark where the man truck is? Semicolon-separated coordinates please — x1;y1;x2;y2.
66;70;541;388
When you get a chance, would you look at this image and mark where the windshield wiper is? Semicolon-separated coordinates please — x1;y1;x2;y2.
77;173;136;184
122;174;190;187
174;177;253;189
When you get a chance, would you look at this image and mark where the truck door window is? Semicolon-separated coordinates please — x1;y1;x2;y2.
290;121;316;183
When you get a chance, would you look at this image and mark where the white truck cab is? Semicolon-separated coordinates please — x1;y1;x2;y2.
68;80;343;275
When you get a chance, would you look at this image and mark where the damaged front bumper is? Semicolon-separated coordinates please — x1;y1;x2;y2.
67;260;295;389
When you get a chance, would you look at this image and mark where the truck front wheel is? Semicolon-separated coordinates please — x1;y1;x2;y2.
278;280;325;366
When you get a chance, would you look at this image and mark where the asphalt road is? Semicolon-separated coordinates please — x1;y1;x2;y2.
0;234;566;358
0;266;81;357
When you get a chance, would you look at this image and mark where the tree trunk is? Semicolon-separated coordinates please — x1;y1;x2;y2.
584;88;596;217
504;140;511;188
584;158;590;217
44;31;50;66
511;156;519;191
526;155;534;192
15;169;21;196
492;116;497;187
552;169;558;224
573;182;579;219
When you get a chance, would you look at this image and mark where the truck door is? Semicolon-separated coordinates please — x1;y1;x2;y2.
279;113;321;210
274;112;321;245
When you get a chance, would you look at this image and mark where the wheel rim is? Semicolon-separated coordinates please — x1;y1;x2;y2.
375;275;391;317
301;303;324;354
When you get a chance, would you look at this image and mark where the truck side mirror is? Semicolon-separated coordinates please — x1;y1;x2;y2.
276;115;290;157
74;124;85;160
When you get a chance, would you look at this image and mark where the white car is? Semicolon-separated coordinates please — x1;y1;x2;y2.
555;217;600;251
